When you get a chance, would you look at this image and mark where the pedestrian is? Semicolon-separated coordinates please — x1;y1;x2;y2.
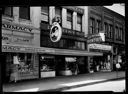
100;61;103;70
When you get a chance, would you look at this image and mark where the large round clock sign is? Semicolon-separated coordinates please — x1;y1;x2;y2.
50;22;62;42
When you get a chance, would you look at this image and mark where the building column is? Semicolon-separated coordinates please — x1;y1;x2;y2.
31;7;41;28
62;8;67;28
73;12;77;30
13;7;19;23
87;45;90;72
49;6;55;25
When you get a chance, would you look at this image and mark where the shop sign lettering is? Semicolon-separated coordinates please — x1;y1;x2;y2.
2;35;12;42
2;45;55;53
2;45;20;51
2;35;31;44
87;33;105;43
62;28;84;37
87;37;102;43
88;43;112;51
2;23;32;32
13;37;31;43
62;6;84;14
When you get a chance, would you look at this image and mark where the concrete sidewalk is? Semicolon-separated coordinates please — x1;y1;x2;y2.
3;71;125;92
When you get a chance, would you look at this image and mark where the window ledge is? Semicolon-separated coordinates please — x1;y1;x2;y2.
2;15;14;22
19;18;32;25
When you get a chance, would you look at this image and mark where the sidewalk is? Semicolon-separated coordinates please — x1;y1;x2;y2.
3;71;125;92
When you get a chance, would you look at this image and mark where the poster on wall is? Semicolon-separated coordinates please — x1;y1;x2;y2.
13;56;20;64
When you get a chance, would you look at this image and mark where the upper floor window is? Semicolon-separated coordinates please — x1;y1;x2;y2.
55;7;62;18
120;28;123;41
109;24;113;39
118;27;123;41
67;10;73;29
41;6;49;22
55;6;62;24
89;17;95;34
77;13;82;24
19;7;30;20
3;7;13;17
96;20;101;33
104;22;109;38
115;26;119;40
67;10;73;22
41;6;49;15
77;13;82;31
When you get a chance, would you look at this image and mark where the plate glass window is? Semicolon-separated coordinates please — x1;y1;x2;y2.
3;7;13;17
19;7;30;20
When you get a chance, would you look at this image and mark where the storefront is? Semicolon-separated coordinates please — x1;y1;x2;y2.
38;47;103;78
113;44;125;71
88;43;112;72
39;55;89;77
2;21;40;83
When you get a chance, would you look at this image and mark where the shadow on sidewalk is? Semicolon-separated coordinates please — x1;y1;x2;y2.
3;71;125;92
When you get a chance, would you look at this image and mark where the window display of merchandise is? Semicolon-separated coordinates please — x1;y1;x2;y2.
14;54;34;73
89;56;111;73
9;53;38;82
40;55;56;78
40;56;55;72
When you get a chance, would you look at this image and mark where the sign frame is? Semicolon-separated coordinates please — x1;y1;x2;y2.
50;22;62;42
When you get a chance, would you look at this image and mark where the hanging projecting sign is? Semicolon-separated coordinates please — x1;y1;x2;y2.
87;32;105;43
50;22;62;42
88;43;112;51
99;32;105;42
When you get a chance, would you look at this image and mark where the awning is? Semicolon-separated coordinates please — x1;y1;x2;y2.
2;44;103;56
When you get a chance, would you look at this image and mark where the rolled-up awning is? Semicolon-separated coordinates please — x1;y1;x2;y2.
2;44;103;56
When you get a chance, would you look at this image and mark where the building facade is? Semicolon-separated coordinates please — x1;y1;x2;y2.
86;6;125;72
39;6;102;78
2;6;125;83
2;7;40;82
2;6;103;83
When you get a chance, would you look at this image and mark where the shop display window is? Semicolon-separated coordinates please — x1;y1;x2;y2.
40;56;55;72
16;53;34;72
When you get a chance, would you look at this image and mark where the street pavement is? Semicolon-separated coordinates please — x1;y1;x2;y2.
3;71;125;92
63;78;125;92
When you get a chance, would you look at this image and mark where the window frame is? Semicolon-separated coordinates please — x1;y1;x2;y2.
41;6;49;22
3;7;13;17
19;7;30;20
90;17;95;34
77;13;82;32
96;19;101;33
115;26;119;40
67;10;73;22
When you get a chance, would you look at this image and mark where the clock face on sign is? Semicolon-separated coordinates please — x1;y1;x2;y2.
50;22;62;42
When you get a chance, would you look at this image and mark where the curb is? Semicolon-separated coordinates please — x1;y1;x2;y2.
39;77;125;92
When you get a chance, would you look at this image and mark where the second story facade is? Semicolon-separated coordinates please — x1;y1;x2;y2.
2;7;40;47
86;6;125;45
40;6;87;50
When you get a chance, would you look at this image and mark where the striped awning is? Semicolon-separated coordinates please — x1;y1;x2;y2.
2;44;103;56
